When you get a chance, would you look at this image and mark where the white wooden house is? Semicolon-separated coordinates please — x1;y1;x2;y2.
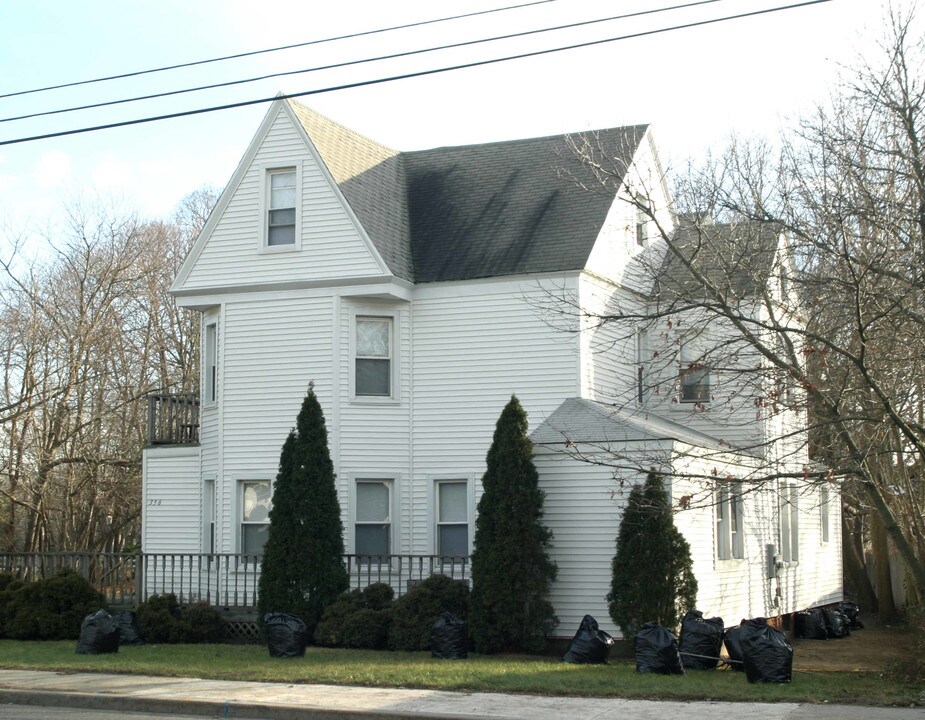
142;98;842;638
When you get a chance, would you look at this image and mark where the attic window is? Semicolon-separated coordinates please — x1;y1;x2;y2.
267;169;296;246
679;336;711;403
635;194;650;247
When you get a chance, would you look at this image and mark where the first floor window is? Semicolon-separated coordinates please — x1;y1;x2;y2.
680;338;711;402
436;480;468;557
355;480;391;557
355;317;392;397
203;479;215;554
780;484;800;563
241;480;271;556
716;482;744;560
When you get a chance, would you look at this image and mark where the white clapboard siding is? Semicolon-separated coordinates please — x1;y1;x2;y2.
182;105;382;291
409;280;581;556
578;274;643;404
216;295;334;553
142;446;201;554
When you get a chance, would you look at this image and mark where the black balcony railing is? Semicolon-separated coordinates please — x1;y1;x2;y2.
147;393;200;446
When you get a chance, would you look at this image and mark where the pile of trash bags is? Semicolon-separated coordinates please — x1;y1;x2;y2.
795;602;864;640
678;610;724;671
431;611;468;659
76;609;120;654
264;612;308;658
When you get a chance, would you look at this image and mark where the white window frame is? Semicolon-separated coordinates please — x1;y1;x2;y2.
349;307;400;403
716;481;744;561
350;477;397;561
204;322;217;404
635;330;648;405
202;477;216;554
635;193;650;248
780;484;800;563
431;477;474;558
258;163;302;252
678;334;711;404
238;479;272;558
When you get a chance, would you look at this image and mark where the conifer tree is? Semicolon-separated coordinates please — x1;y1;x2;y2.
257;385;349;636
469;395;557;653
607;471;697;639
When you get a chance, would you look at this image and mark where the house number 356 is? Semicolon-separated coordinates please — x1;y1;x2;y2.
147;499;162;506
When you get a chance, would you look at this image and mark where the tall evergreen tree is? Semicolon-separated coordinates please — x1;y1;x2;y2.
257;385;349;636
607;471;697;639
469;395;557;653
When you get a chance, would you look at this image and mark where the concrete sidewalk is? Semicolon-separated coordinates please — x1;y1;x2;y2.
0;669;921;720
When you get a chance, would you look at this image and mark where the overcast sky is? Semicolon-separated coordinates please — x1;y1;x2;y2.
0;0;910;246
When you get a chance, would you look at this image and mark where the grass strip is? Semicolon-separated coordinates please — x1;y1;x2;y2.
0;640;918;707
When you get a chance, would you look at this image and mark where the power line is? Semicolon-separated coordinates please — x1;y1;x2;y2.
1;0;726;125
0;0;558;101
0;0;833;148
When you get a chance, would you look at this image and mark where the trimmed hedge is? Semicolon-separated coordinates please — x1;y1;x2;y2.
388;575;470;651
0;568;106;640
136;594;225;643
314;583;393;649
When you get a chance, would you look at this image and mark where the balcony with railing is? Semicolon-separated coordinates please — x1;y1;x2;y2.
146;393;200;446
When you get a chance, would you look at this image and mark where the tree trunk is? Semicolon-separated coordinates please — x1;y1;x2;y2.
870;510;898;622
842;514;878;612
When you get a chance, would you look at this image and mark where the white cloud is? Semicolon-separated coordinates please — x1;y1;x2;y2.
33;150;71;188
91;155;131;191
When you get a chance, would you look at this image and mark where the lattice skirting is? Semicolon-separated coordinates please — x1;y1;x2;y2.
223;619;262;644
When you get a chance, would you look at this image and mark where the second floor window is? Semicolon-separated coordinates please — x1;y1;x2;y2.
204;323;217;403
680;339;711;403
355;317;392;397
267;170;296;246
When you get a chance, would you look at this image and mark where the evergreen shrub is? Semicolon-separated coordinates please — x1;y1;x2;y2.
469;396;557;654
136;594;226;643
607;471;697;640
389;574;470;651
314;583;394;649
258;385;349;638
1;569;105;640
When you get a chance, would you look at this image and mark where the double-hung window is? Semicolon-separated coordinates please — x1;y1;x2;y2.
203;478;215;554
355;317;392;397
355;480;391;558
204;323;217;403
241;480;271;556
679;337;711;403
267;169;297;247
716;482;744;560
436;480;469;557
635;194;650;247
780;484;800;563
820;484;830;544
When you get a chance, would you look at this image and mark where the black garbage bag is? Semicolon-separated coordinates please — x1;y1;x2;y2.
678;610;724;670
563;615;614;664
431;611;468;659
634;622;684;675
740;618;792;683
111;610;145;645
839;601;864;630
795;608;828;640
823;607;851;639
722;624;744;670
265;612;308;658
76;609;120;654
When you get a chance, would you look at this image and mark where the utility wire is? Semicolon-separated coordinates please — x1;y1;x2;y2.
0;0;726;124
0;0;833;148
0;0;558;101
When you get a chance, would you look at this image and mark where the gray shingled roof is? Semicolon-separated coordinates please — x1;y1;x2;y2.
289;101;647;283
657;219;781;300
530;397;729;450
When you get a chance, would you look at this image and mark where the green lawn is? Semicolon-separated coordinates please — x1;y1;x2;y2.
0;640;918;707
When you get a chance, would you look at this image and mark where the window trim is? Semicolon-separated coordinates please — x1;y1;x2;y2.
238;478;272;557
634;193;650;248
348;307;400;404
431;476;474;558
349;475;399;560
258;163;302;253
716;481;744;562
635;329;648;406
